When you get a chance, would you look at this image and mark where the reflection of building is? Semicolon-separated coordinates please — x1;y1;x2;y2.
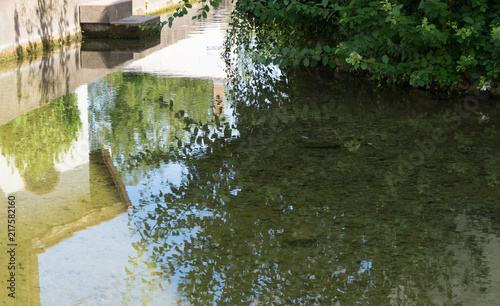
0;37;162;127
212;80;225;115
386;213;500;305
0;85;130;305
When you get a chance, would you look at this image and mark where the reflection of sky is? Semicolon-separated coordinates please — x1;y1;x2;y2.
0;148;23;194
126;162;184;206
124;21;227;79
38;214;181;305
55;85;89;172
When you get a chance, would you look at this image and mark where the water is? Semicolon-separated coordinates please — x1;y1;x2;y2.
1;1;500;305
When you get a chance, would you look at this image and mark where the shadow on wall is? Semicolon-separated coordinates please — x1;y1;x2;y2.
12;0;76;106
13;0;79;57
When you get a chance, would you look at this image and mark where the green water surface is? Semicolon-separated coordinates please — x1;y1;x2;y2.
88;67;500;305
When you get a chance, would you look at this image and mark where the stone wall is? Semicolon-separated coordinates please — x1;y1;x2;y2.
0;0;171;61
0;0;88;60
133;0;175;15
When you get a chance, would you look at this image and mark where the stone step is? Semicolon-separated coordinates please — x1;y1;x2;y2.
110;15;160;26
80;0;133;23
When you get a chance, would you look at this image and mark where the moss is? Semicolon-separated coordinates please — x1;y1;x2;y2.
0;32;82;67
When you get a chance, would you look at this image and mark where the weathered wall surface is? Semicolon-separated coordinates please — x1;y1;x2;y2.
0;0;89;59
133;0;174;15
0;0;169;60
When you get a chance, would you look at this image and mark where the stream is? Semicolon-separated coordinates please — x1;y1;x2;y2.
0;1;499;305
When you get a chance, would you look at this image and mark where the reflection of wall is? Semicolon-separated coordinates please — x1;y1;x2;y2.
0;41;161;127
0;154;128;305
0;86;126;305
80;35;162;69
212;81;225;115
0;150;134;305
0;87;85;195
0;47;92;126
124;1;233;78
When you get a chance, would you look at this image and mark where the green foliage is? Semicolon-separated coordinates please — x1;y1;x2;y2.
247;0;499;88
88;72;216;185
174;0;500;89
154;0;223;28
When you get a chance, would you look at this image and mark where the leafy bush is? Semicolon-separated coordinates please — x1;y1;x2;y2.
169;0;500;90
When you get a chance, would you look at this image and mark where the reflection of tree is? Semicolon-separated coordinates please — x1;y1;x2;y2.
0;93;81;194
117;62;500;304
88;72;215;186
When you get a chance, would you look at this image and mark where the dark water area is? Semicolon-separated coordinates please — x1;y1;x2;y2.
0;1;499;304
89;64;500;304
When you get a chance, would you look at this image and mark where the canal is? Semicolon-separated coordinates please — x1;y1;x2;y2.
0;1;499;305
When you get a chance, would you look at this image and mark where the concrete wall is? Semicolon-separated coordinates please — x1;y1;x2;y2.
133;0;175;15
0;0;88;59
0;0;170;60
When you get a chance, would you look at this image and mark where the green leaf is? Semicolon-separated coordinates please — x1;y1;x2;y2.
322;56;329;65
382;54;389;64
303;58;310;67
361;62;368;69
322;0;328;7
282;47;290;56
